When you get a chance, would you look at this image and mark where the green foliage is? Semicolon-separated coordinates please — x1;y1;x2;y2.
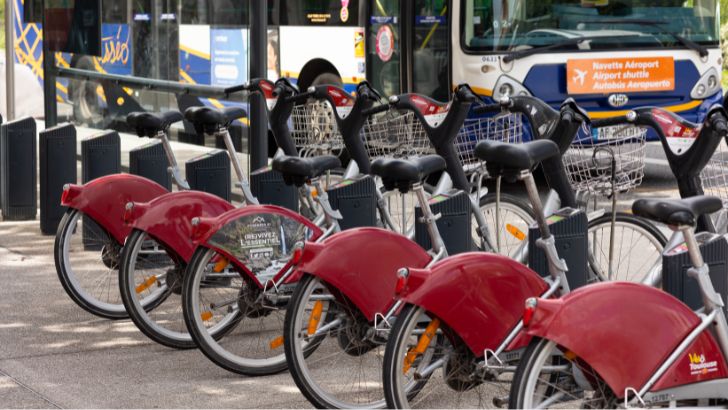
0;0;5;50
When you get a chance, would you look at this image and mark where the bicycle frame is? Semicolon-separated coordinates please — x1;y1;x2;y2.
393;168;571;363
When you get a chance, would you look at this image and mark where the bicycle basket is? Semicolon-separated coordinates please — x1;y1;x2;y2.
455;113;524;172
564;125;647;197
290;100;345;157
701;142;728;207
362;110;434;159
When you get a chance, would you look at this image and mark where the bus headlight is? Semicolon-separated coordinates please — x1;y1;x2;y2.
691;68;721;100
493;75;530;101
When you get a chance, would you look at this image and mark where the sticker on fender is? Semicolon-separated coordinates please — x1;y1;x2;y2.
688;352;719;376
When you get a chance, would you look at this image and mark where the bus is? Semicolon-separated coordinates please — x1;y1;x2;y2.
13;0;723;141
366;0;722;141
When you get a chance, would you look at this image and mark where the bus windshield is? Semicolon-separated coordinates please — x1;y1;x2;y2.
462;0;720;53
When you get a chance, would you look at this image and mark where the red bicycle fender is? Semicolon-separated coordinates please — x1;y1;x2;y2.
293;228;432;321
127;191;235;262
195;205;324;286
525;282;701;398
402;252;548;356
61;174;168;243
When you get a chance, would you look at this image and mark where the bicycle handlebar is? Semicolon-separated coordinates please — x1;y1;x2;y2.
224;84;250;94
362;103;390;116
473;103;503;114
591;114;634;128
284;89;316;104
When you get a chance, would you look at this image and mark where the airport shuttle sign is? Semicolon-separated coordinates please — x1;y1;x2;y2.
567;57;674;95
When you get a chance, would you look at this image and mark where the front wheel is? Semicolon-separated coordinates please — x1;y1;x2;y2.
181;246;288;376
54;208;127;319
587;213;667;284
509;337;618;409
475;193;535;258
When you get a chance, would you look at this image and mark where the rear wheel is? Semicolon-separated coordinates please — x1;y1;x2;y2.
119;229;200;349
182;246;288;376
54;208;127;319
285;274;399;408
509;337;618;409
587;213;666;284
383;304;510;408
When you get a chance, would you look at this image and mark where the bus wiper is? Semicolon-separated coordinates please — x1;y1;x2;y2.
502;34;640;63
581;19;708;58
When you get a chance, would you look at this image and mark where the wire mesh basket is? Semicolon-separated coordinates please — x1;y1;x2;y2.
290;100;345;157
701;142;728;207
455;113;524;172
563;125;647;197
362;110;434;159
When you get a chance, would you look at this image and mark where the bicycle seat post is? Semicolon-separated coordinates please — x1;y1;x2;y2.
157;129;190;190
216;126;259;205
522;169;570;292
310;177;343;230
412;182;447;261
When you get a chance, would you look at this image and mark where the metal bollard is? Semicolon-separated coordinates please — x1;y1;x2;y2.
1;117;37;220
129;141;172;190
39;123;77;234
81;131;121;248
185;149;231;201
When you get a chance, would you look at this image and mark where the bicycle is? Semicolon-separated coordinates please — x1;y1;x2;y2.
55;110;191;319
510;197;728;408
507;105;728;409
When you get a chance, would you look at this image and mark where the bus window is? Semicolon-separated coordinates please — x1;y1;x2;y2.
461;0;719;53
281;0;361;26
102;0;128;23
413;0;449;101
368;0;401;96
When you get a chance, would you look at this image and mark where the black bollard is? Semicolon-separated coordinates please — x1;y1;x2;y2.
1;117;37;220
129;141;172;190
81;131;121;248
39;123;77;234
185;149;231;201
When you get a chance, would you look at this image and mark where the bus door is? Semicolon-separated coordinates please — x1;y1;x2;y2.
367;0;450;100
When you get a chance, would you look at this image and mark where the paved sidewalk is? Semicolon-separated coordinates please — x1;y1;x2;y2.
0;220;308;409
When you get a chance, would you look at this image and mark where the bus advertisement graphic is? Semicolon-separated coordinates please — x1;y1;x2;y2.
99;24;132;76
567;57;675;95
211;28;249;87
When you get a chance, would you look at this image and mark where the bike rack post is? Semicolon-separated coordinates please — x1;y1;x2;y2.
81;131;121;247
0;117;37;220
39;123;77;234
185;149;231;201
129;141;172;190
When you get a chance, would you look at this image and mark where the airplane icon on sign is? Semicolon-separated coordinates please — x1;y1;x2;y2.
573;69;588;86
